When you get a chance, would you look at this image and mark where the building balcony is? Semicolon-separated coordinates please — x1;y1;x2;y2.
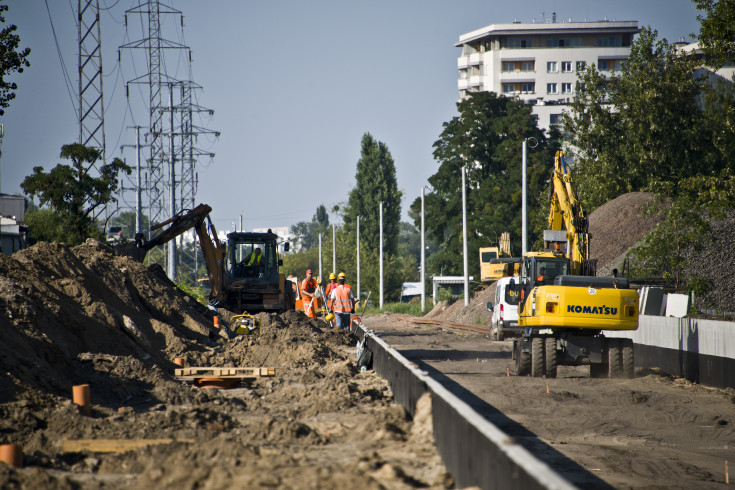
458;57;470;69
458;79;470;90
468;75;483;86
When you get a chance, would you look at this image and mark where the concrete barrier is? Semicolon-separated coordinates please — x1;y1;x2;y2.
607;315;735;389
356;326;577;490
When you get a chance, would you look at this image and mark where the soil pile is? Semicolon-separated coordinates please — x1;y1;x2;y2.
0;240;449;488
587;191;661;276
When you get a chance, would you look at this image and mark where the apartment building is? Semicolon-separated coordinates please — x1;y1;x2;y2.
456;17;639;132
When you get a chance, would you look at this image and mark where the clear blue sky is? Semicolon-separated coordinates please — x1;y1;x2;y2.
1;0;700;235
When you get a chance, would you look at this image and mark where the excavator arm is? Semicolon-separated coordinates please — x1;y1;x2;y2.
547;151;593;275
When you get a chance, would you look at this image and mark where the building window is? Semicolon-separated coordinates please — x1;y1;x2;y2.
521;83;534;93
521;61;535;72
547;61;558;73
550;113;562;125
614;60;625;71
546;37;582;48
598;60;609;71
506;38;532;49
502;62;515;72
503;83;516;93
547;83;558;94
561;61;572;73
576;61;586;72
561;82;572;94
597;36;622;47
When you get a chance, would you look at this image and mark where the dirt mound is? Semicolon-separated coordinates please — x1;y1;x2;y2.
424;283;496;326
587;191;662;275
0;240;449;488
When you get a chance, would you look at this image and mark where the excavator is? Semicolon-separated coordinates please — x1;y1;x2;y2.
115;203;295;313
479;231;519;282
508;151;639;378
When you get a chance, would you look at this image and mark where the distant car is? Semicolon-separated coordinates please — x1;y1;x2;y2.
486;275;520;341
106;226;124;243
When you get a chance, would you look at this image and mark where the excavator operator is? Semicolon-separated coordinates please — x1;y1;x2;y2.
240;247;263;276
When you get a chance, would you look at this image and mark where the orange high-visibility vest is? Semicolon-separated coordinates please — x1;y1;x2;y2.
301;278;317;297
333;284;353;313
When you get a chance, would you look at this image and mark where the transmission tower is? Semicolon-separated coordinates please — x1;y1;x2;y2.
77;0;106;211
119;1;218;282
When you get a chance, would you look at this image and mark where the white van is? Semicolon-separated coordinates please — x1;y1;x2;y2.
486;276;520;341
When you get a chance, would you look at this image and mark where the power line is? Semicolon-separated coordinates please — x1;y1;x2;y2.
44;0;77;116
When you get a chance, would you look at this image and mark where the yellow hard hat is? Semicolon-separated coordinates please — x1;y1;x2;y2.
338;272;346;279
329;273;336;280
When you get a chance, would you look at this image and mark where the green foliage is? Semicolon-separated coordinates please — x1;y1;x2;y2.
343;133;402;257
629;173;735;289
21;144;131;246
362;302;426;317
563;27;731;211
695;0;735;68
25;208;66;244
0;2;30;115
435;287;456;303
175;280;208;306
290;205;330;251
413;92;559;277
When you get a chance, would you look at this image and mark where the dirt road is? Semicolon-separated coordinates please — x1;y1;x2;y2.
364;313;735;489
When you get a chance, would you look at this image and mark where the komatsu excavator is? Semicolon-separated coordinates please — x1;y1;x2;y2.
508;152;639;378
115;203;294;313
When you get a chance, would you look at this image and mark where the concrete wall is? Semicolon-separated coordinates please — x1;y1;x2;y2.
608;315;735;389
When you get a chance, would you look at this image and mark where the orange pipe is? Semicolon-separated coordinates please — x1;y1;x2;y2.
174;357;185;367
72;384;91;416
0;444;22;467
213;315;220;328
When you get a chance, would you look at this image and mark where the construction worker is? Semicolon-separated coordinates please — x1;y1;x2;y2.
241;247;263;267
301;269;318;318
324;273;338;310
329;272;355;330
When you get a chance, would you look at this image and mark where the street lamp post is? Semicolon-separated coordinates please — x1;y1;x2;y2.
522;137;538;255
318;234;323;281
461;166;469;306
356;215;361;305
421;187;426;312
332;224;336;274
379;201;384;310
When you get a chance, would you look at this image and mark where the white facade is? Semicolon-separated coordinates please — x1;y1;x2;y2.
456;20;639;132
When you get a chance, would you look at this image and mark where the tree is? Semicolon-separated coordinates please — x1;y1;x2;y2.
343;133;402;256
411;92;558;279
290;204;330;251
563;27;720;210
694;0;735;68
0;2;30;115
21;143;131;245
629;173;735;292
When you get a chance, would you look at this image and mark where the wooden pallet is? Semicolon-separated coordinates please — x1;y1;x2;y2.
174;366;275;381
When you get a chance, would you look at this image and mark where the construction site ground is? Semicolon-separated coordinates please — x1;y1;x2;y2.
363;313;735;489
0;241;450;489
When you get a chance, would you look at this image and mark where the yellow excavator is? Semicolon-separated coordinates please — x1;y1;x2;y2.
479;232;520;282
116;203;295;313
509;152;639;378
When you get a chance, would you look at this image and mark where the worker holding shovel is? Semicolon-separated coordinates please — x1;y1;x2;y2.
301;269;318;318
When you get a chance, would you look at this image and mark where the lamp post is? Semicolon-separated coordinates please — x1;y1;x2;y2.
420;186;427;312
318;234;323;281
356;215;361;304
332;224;336;274
522;137;538;254
461;166;469;306
379;201;384;310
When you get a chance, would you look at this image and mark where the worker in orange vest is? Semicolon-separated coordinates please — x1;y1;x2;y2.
324;273;338;310
301;269;318;318
329;272;355;329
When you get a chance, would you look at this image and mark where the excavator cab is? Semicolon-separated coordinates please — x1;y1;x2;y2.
226;234;281;283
